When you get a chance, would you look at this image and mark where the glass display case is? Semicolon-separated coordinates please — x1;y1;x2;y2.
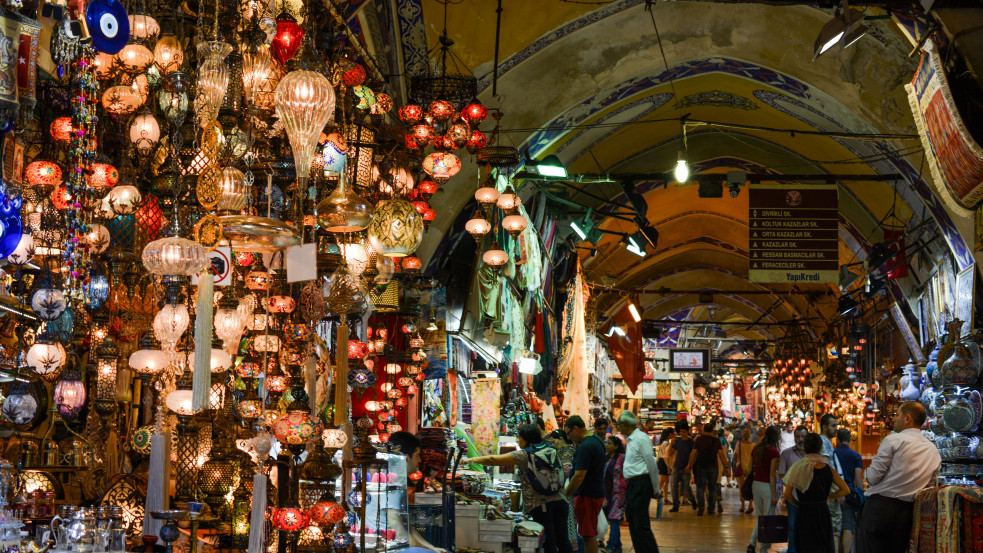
345;451;410;552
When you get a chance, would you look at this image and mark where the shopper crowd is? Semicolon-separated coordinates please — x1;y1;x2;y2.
466;401;939;553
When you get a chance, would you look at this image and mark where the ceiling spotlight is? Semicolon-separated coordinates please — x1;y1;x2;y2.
637;224;659;249
813;6;865;60
627;300;642;323
570;210;594;240
674;151;689;183
623;232;647;257
526;154;568;178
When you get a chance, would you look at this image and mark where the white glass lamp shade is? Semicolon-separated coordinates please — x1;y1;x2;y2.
196;41;233;125
129;348;170;375
128;14;160;39
217;168;248;211
153;304;190;348
7;234;34;265
474;186;500;206
117;43;154;73
165;388;195;415
142;236;210;275
322;428;348;449
27;341;65;376
274;70;336;182
154;33;183;74
241;45;273;107
246;312;270;331
252;334;280;353
482;242;509;267
497;187;521;213
86;224;112;254
502;214;528;235
338;242;369;275
465;213;491;238
187;349;233;373
129;113;160;154
31;287;67;320
214;307;246;351
384;363;400;375
107;185;143;215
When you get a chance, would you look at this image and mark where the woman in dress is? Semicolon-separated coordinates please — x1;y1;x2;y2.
603;436;627;553
747;426;781;553
468;424;573;553
736;427;755;513
657;428;675;519
782;433;850;553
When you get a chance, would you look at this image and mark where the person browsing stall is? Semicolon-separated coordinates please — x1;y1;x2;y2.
563;415;606;553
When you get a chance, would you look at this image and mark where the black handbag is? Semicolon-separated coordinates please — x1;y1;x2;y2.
757;514;789;543
740;469;754;501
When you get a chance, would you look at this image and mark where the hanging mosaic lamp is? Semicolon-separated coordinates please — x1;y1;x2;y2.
422;152;460;185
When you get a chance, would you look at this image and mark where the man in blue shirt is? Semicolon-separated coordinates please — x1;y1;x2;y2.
835;428;864;553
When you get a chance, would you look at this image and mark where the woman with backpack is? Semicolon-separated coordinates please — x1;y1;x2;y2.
468;424;574;553
603;436;627;553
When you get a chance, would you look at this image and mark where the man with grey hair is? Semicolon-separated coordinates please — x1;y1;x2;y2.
617;411;662;553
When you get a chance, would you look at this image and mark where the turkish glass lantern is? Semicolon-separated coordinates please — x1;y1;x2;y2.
164;386;195;416
467;129;487;152
95;338;120;405
418;180;438;199
2;382;37;425
31;279;67;321
347;364;375;389
6;234;34;266
274;70;336;184
214;305;247;352
216;167;248;211
402;255;422;272
266;295;295;313
154;33;184;74
102;85;145;114
117;43;154;74
253;333;281;353
422;152;460;185
245;269;269;290
25;160;61;187
321;428;348;450
55;370;86;421
427;100;455;120
338;241;369;275
465;211;491;242
409;124;434;149
142;236;209;275
50;117;73;142
89;163;119;188
347;340;368;359
271;505;309;532
86;224;112;254
129;113;160;156
315;175;373;233
27;338;65;378
462;100;488;123
366;198;423;258
129;331;169;376
502;214;528;238
186;346;233;374
107;184;142;215
483;241;508;267
384;363;400;375
271;14;303;64
238;387;262;418
447;123;471;149
196;41;233;124
154;304;190;350
497;186;521;214
241;45;273;107
398;104;422;124
475;186;499;208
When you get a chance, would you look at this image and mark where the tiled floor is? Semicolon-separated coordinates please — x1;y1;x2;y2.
608;485;789;553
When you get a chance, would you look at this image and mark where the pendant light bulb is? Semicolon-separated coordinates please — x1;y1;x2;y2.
674;151;689;183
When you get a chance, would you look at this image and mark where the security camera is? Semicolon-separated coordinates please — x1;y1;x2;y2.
729;184;740;198
726;171;746;199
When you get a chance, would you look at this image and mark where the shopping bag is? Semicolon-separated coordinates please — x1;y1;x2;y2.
757;514;788;543
596;509;609;537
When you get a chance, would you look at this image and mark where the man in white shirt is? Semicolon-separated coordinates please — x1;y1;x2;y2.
617;411;662;553
779;421;796;452
857;402;940;553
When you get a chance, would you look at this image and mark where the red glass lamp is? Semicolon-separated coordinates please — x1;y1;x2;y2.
88;163;119;187
25;160;62;187
347;340;368;359
462;100;488;123
398;104;423;124
50;117;73;142
272;505;309;532
271;14;304;64
427;100;455;120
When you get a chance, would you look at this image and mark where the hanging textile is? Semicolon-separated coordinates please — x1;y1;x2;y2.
605;297;644;394
559;264;589;419
471;378;502;456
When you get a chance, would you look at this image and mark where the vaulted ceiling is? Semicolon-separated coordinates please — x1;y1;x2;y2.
378;0;976;343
